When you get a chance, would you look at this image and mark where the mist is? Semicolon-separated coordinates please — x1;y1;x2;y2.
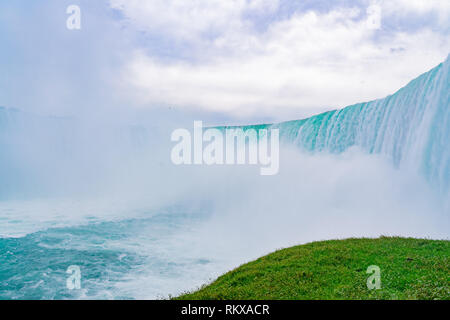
0;108;447;298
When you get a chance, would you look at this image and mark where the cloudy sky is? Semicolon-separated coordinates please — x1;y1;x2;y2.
1;0;449;122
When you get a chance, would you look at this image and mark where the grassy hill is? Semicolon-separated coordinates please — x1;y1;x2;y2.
177;237;449;300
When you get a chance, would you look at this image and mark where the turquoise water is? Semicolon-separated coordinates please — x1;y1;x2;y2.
0;209;216;299
0;221;140;299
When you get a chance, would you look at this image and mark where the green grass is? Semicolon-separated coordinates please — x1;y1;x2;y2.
177;237;449;300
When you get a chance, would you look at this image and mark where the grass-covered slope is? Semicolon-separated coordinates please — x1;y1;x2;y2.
177;237;449;300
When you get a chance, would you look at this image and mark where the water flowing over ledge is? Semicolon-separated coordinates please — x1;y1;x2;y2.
232;55;449;196
1;56;449;196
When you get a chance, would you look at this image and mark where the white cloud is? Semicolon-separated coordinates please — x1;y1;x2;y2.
110;0;278;41
383;0;450;15
112;1;450;119
382;0;450;28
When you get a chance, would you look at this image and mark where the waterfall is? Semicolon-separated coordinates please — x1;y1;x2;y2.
258;55;450;195
1;56;449;196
